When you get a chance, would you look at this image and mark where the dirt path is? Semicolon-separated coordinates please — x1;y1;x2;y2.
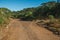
0;19;60;40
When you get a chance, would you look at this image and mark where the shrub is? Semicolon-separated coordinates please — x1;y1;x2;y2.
48;15;55;23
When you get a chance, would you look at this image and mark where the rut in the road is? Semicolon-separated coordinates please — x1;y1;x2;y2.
1;19;60;40
21;22;40;40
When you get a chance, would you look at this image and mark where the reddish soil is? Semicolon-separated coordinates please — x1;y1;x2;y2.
0;19;60;40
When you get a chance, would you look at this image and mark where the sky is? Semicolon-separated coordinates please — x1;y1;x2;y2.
0;0;57;11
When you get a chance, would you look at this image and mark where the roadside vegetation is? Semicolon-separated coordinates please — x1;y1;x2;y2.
0;8;12;29
0;1;60;35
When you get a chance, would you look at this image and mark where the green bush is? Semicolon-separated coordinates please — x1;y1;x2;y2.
48;15;55;23
0;17;4;24
0;8;12;27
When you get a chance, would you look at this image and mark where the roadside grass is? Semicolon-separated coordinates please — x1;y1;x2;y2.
36;19;60;36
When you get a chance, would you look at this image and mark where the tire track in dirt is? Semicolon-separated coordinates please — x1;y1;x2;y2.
20;21;40;40
29;22;60;40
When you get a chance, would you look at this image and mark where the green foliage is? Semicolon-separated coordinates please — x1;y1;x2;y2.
11;1;60;21
0;17;4;24
33;1;60;19
0;8;12;27
49;15;54;19
12;8;36;20
49;15;55;23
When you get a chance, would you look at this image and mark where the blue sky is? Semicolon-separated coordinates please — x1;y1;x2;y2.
0;0;57;11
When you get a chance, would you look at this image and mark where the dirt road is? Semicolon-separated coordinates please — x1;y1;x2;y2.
0;19;60;40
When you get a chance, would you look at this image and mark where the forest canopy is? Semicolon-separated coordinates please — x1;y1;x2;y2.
12;1;60;20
